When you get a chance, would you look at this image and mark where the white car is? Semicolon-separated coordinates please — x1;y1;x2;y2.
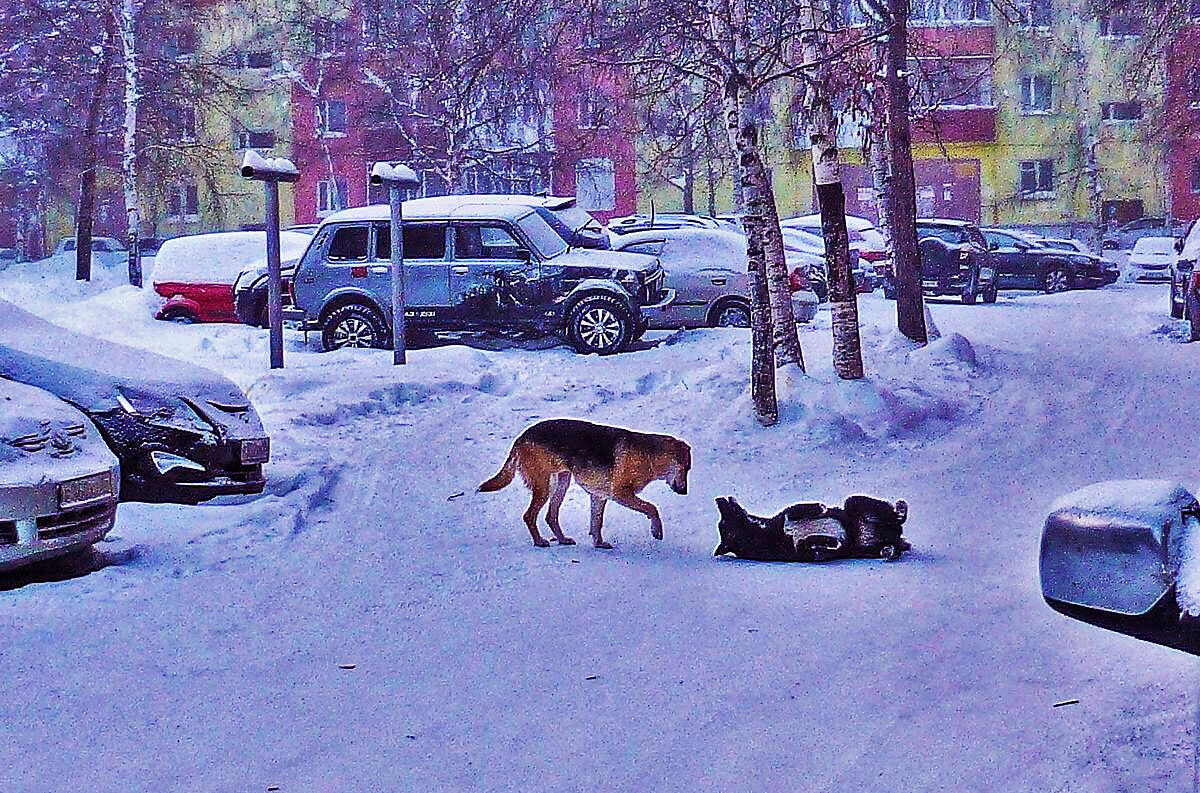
782;213;889;268
0;378;119;573
611;228;818;328
43;236;129;271
1127;236;1177;282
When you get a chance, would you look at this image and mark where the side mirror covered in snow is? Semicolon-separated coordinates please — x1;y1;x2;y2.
1040;480;1200;655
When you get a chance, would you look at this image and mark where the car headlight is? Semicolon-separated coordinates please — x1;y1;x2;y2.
959;250;970;260
150;450;206;475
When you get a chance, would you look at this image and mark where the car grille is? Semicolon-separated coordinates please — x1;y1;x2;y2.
640;269;666;304
37;502;115;540
7;423;85;454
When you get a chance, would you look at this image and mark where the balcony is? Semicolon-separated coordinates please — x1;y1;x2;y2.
912;106;997;145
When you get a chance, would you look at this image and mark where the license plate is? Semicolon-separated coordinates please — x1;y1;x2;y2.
59;472;113;508
922;280;938;287
240;437;270;464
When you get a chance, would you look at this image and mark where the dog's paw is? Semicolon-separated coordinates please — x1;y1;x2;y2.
533;538;551;548
555;537;577;546
593;541;614;550
651;524;664;540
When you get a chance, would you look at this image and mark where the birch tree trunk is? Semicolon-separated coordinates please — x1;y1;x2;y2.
117;0;142;287
76;16;116;282
885;0;927;343
798;0;864;379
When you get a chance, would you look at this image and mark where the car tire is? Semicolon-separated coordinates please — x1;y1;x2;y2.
1043;267;1070;294
566;293;634;355
982;284;998;304
1171;279;1184;319
709;299;751;328
322;303;390;351
161;308;197;324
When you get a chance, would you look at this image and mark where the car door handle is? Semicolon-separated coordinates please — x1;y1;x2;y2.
710;278;727;286
451;266;469;274
301;275;315;283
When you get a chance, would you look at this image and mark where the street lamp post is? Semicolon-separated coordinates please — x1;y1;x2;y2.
369;162;420;365
241;150;300;370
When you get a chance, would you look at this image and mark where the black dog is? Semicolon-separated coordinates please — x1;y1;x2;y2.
714;495;910;562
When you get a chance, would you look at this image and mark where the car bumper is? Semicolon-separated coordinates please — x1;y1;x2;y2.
1131;267;1171;282
0;498;117;573
636;288;678;326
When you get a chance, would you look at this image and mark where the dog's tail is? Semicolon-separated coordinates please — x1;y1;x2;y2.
478;444;520;493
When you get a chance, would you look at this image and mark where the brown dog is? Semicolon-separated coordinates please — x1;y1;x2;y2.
478;418;691;548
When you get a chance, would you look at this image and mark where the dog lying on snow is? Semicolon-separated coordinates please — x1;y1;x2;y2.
478;418;691;548
714;495;910;562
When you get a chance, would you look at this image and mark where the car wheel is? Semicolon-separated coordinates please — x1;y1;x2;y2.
982;284;998;304
709;300;751;328
1171;278;1184;319
567;294;633;355
1044;267;1070;294
322;303;390;351
161;308;197;324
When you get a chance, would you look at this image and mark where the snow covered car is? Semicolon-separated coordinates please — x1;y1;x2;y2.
289;197;673;355
980;227;1118;292
610;228;818;328
606;213;722;235
43;236;128;271
1041;480;1200;655
780;227;871;298
1169;219;1200;340
1100;216;1185;251
0;379;119;573
1127;236;1176;283
0;298;270;504
152;231;312;324
781;213;889;281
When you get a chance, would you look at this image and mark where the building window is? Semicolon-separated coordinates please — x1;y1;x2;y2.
313;18;349;55
1101;100;1143;123
318;99;347;136
1191;161;1200;194
911;57;993;108
578;93;610;129
1099;12;1143;37
910;0;990;24
1020;74;1053;113
167;184;200;219
317;179;348;216
163;104;197;142
231;50;273;69
1018;0;1052;26
1019;159;1055;197
575;158;616;212
233;129;277;150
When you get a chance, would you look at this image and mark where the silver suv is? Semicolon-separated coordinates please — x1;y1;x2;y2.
292;197;673;355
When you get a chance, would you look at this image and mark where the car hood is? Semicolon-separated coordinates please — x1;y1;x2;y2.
0;298;263;437
553;248;659;272
0;377;118;486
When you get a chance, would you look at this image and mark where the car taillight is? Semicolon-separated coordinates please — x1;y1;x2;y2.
1190;271;1200;292
859;250;887;262
789;268;809;292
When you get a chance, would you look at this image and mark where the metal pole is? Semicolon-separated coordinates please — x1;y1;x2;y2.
389;184;407;365
265;180;284;370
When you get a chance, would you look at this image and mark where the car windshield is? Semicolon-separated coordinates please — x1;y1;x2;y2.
553;206;602;237
918;226;966;245
516;212;568;259
1041;239;1080;252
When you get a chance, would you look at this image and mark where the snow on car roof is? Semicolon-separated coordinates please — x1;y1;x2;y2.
318;196;547;226
783;214;877;232
1131;236;1177;253
150;231;313;286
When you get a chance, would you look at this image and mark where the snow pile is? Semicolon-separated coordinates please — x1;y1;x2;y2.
150;231;312;286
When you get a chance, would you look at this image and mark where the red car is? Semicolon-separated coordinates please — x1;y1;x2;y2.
152;231;311;324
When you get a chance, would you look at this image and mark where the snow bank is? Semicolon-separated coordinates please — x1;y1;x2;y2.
150;231;311;286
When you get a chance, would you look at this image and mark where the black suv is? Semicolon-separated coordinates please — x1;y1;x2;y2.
981;228;1117;293
899;219;998;304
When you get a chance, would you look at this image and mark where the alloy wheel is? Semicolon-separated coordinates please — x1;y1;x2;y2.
578;307;621;349
332;317;377;348
1046;270;1069;294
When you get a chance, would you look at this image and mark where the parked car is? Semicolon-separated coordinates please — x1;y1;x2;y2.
1126;236;1176;283
1169;219;1200;340
606;213;722;236
780;227;871;297
0;248;17;269
781;214;890;276
0;298;270;504
1038;237;1093;256
980;228;1118;292
289;197;674;355
1101;217;1186;251
152;231;312;324
609;228;819;328
44;236;128;270
904;219;998;304
0;378;119;573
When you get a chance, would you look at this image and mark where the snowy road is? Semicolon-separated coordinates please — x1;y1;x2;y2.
2;281;1198;792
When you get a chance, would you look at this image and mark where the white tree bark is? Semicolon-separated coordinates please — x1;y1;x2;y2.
117;0;140;281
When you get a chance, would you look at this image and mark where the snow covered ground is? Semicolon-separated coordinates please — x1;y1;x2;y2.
1;264;1198;792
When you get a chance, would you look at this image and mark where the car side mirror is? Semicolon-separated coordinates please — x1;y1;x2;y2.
988;242;999;251
1175;237;1186;254
1040;480;1200;654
